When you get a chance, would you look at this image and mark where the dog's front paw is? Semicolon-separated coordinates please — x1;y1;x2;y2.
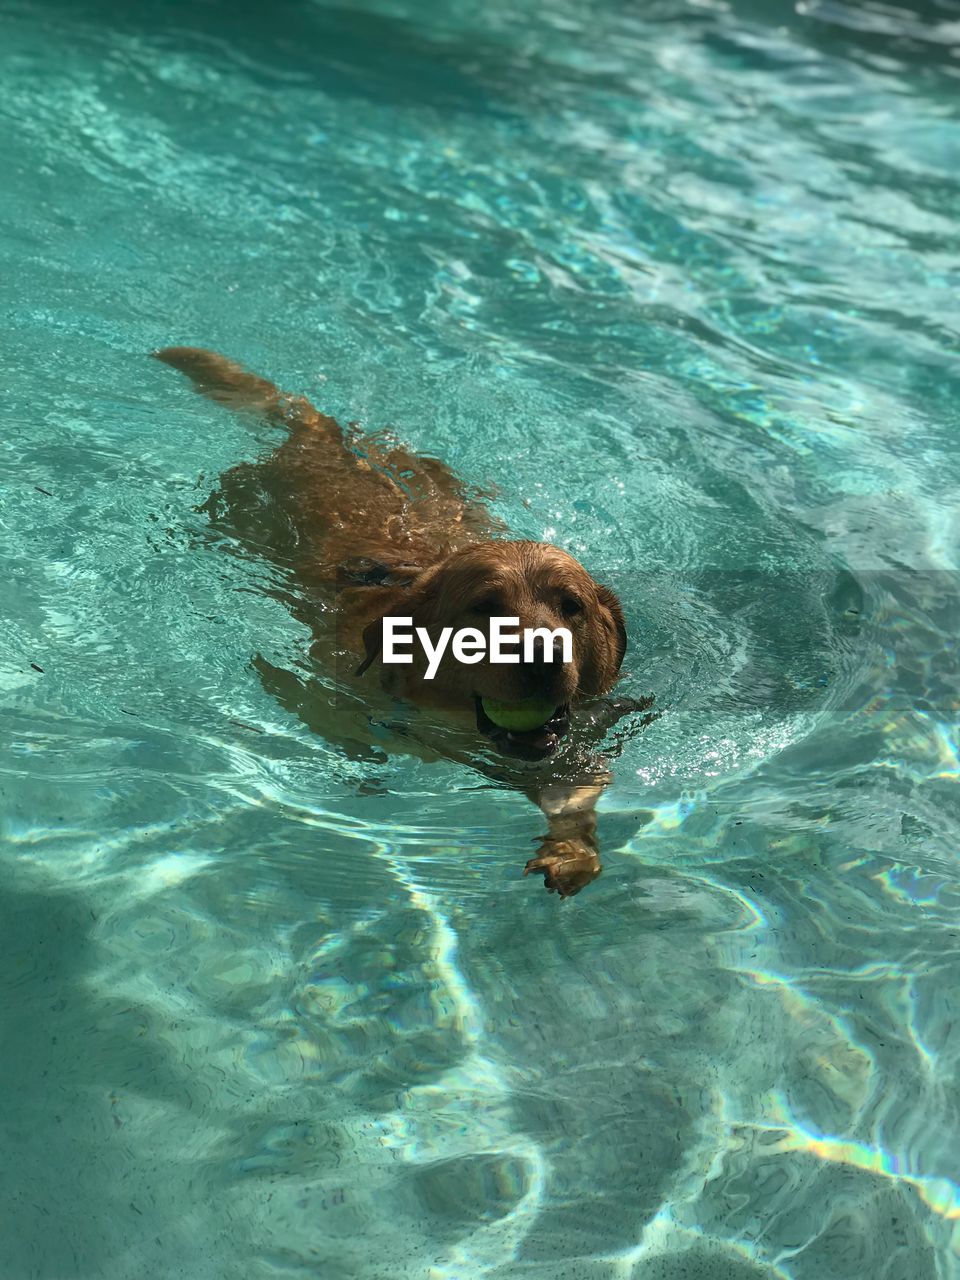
524;838;601;898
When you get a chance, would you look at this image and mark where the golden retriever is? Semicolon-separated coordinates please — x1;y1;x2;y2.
154;347;653;895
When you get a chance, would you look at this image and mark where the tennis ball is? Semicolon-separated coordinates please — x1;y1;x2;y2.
481;696;556;732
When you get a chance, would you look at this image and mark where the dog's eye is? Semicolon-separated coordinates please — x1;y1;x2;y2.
470;597;500;617
561;596;583;617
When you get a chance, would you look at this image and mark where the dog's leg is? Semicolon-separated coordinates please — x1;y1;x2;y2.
522;701;658;896
153;346;338;433
524;779;608;897
250;654;390;763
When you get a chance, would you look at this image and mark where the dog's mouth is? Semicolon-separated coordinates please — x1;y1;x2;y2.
474;697;571;760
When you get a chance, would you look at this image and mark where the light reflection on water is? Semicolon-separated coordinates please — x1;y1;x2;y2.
2;0;960;1274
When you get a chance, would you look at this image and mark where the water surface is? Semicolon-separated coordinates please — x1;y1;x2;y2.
2;0;960;1275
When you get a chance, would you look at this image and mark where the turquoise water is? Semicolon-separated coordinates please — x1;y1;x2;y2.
3;0;960;1274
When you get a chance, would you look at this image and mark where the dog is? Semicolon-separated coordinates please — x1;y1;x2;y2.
154;347;654;895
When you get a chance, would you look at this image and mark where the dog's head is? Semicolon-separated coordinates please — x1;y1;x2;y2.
356;541;626;760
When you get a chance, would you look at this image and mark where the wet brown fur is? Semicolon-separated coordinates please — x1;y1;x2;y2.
155;347;633;895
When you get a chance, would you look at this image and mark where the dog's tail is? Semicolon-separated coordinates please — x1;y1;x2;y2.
152;346;336;431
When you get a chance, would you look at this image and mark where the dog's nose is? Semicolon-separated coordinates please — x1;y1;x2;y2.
525;632;566;665
520;631;567;692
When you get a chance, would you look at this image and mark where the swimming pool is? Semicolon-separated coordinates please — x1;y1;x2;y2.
3;0;959;1274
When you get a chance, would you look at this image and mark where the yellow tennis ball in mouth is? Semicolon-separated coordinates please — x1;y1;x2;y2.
481;697;557;732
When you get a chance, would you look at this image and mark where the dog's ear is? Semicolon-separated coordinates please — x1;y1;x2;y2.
355;617;385;677
353;570;434;677
598;584;627;674
579;583;627;696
